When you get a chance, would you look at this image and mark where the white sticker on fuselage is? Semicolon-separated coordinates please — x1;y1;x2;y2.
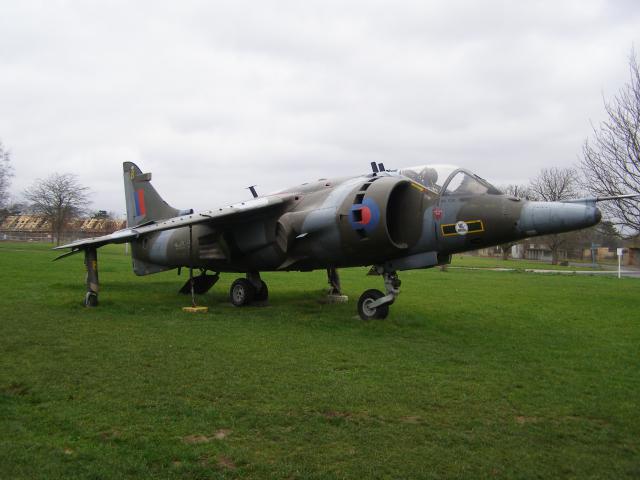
455;221;469;235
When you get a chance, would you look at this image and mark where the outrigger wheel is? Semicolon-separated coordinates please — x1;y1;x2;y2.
84;291;98;308
230;278;255;307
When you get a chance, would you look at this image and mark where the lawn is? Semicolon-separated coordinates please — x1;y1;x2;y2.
450;254;602;270
1;242;638;479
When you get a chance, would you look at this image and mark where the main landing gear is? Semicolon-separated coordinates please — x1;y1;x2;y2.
357;269;401;321
230;272;268;307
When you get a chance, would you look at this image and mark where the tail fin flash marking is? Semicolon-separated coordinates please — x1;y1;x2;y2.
123;162;180;227
135;189;147;217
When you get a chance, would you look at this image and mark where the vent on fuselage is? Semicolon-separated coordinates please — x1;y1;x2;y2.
350;180;378;239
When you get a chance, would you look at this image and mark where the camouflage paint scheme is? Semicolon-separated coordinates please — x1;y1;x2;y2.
55;162;602;318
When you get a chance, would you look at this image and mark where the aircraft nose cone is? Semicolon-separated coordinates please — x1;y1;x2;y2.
518;202;602;237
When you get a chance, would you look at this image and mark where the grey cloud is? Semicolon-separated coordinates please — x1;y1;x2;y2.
1;0;638;213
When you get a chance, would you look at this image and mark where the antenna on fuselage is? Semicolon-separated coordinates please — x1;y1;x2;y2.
370;162;379;174
247;185;258;198
378;163;385;172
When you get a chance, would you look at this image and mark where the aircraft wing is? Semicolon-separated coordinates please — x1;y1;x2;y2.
53;195;291;259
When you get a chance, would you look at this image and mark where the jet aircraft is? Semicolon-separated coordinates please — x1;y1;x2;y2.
55;162;626;320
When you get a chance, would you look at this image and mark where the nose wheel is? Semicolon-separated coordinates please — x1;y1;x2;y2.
356;270;400;320
357;289;389;320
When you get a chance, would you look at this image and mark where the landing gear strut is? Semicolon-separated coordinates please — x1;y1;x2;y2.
230;272;268;307
321;267;348;304
357;269;401;320
84;248;99;307
327;267;342;295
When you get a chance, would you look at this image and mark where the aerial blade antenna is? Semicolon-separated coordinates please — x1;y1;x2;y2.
247;186;258;198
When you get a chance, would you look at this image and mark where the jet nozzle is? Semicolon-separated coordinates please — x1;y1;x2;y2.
517;201;602;237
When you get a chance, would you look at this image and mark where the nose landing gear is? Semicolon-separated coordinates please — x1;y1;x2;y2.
357;270;401;320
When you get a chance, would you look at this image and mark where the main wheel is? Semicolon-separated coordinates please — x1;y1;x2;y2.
254;281;269;302
230;278;255;307
357;289;389;320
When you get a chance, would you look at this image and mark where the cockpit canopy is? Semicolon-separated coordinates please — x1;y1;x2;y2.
398;165;502;195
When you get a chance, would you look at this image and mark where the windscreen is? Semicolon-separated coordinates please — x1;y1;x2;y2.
444;171;502;195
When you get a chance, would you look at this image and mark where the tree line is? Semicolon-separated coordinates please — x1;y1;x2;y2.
496;51;640;262
1;51;639;251
0;143;92;245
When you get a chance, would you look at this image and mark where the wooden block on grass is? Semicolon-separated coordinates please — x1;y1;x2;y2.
319;294;349;304
182;306;209;313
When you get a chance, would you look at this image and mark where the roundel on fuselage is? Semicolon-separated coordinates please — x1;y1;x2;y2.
349;198;380;233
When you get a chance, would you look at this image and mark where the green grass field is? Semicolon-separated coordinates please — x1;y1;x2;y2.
1;242;638;479
450;255;602;270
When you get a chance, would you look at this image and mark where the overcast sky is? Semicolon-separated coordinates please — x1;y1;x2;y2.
1;0;639;215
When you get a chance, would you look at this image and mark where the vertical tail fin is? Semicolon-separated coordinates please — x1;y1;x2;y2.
123;162;180;227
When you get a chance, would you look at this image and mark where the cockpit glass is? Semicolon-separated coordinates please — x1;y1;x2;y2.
399;165;501;195
398;165;457;192
445;171;495;195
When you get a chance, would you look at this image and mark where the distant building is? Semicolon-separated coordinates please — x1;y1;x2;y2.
514;243;568;262
0;215;126;242
581;247;617;263
624;237;640;267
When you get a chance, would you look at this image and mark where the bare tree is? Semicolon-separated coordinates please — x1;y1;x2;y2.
502;183;533;200
529;167;579;202
581;50;640;236
529;168;580;264
0;141;13;210
23;173;90;245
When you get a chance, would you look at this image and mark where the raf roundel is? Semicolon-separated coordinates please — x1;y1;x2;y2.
349;198;381;233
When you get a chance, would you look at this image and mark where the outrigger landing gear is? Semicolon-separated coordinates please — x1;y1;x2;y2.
229;272;268;307
357;269;401;320
84;248;99;307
